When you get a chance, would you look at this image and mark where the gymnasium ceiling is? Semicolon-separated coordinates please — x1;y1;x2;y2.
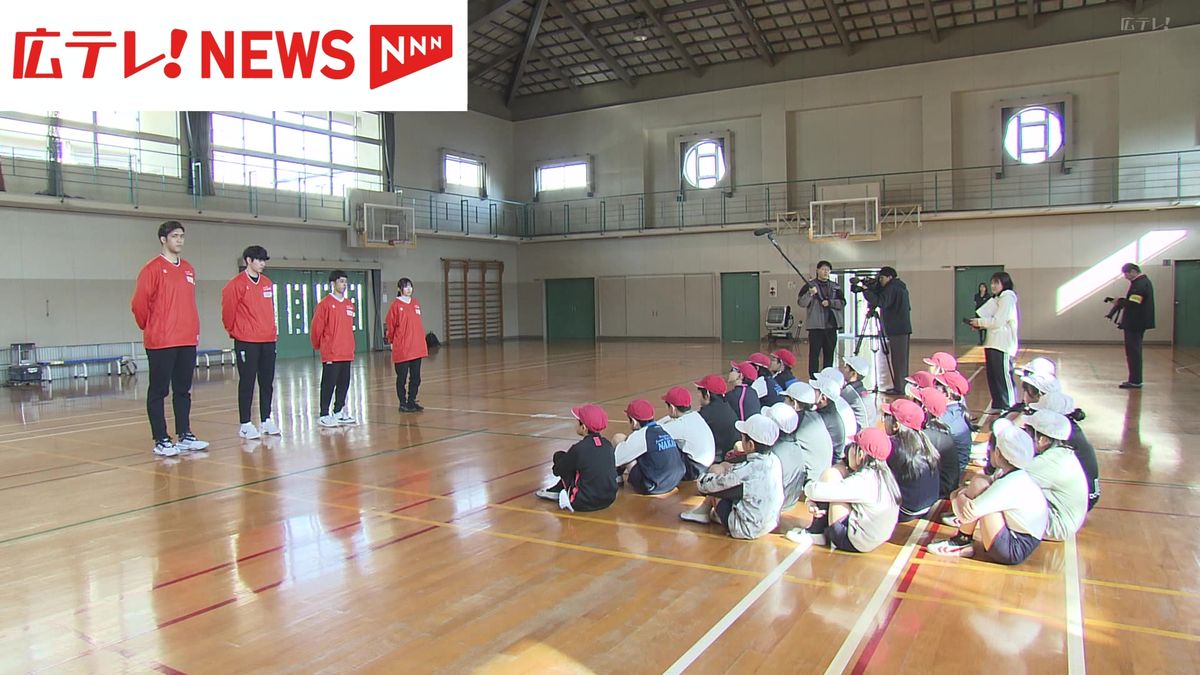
467;0;1197;119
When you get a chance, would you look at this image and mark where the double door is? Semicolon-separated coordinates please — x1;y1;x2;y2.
270;268;371;358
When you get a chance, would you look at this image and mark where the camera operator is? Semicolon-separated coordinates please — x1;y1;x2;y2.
861;267;912;394
1109;262;1155;389
798;260;845;375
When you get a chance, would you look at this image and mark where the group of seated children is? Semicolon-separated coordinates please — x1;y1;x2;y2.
535;349;1100;565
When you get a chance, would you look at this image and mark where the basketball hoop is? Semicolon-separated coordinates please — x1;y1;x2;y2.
834;231;851;240
388;239;400;247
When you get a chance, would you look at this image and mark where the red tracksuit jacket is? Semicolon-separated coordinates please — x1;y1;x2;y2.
384;297;429;364
131;255;200;350
221;271;277;343
310;294;357;362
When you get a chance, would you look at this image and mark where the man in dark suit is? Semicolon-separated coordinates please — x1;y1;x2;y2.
863;266;912;395
1116;263;1155;389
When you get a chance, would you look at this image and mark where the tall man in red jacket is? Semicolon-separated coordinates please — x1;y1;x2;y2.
310;270;358;427
385;277;429;412
221;245;281;440
131;221;209;457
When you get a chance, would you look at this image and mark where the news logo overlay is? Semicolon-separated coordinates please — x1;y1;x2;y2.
1;1;467;110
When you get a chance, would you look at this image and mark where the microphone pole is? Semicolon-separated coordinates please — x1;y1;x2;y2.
754;228;810;286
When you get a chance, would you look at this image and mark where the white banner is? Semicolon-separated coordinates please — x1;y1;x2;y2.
1;0;467;110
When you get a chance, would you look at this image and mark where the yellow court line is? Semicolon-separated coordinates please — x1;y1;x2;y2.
1084;618;1200;643
1081;578;1200;599
895;591;1065;625
912;556;1062;580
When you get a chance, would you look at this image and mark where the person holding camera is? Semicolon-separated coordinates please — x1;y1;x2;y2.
1108;263;1155;389
970;272;1020;414
861;267;912;395
797;260;845;375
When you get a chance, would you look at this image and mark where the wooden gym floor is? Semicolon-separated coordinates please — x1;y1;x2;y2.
1;340;1197;673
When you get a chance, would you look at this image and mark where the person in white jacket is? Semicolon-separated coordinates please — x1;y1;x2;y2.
970;272;1019;413
785;427;901;553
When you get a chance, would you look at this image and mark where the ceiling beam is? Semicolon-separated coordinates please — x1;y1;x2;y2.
630;0;704;77
470;43;524;79
822;0;854;55
470;0;530;32
726;0;775;66
922;0;940;42
547;0;636;86
1026;0;1038;27
507;0;550;105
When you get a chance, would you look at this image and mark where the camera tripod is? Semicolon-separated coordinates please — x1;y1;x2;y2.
854;306;895;396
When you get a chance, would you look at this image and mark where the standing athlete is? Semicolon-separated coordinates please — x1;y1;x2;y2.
131;221;209;457
385;277;429;412
221;245;282;439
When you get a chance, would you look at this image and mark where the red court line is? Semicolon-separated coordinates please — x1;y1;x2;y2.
850;512;944;674
153;544;285;590
253;580;283;594
157;597;238;629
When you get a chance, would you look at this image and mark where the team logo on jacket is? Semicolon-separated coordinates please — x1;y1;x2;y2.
185;272;195;285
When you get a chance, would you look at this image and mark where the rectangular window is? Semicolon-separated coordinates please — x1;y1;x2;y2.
211;111;385;195
0;111;182;177
445;154;482;189
536;161;589;194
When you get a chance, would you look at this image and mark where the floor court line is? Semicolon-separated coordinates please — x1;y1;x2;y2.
1064;534;1087;674
662;542;814;675
822;519;932;674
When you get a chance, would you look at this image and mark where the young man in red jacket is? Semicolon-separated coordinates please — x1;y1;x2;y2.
221;245;281;440
384;277;429;412
131;221;208;457
310;270;358;427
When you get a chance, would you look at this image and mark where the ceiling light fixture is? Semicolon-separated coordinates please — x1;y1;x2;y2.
632;15;651;42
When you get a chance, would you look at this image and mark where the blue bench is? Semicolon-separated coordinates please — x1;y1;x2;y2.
197;348;235;368
39;356;127;379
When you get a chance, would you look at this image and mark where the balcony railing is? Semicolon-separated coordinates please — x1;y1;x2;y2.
2;129;1196;240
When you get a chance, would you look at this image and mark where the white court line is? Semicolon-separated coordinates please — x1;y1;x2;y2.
663;541;812;675
823;519;930;675
1064;534;1087;674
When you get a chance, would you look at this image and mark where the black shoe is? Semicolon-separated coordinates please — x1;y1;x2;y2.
883;388;904;396
407;401;425;412
399;403;416;412
1118;382;1143;389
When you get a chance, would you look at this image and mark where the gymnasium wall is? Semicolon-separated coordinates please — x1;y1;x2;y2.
505;25;1198;203
0;207;519;350
516;207;1198;344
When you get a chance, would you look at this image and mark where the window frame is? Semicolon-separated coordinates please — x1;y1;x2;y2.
533;155;593;201
674;130;734;193
440;148;487;198
993;95;1073;178
210;111;385;196
0;111;182;177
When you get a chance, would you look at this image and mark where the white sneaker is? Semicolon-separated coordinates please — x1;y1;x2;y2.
176;433;209;451
334;411;357;425
153;439;180;457
260;418;282;436
238;422;261;440
785;528;827;547
680;507;712;524
318;415;340;428
535;487;560;501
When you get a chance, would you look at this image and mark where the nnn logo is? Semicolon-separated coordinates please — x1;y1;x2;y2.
370;25;452;89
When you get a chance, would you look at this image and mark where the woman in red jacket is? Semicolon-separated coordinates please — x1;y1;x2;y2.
310;270;358;427
221;245;281;440
385;278;429;412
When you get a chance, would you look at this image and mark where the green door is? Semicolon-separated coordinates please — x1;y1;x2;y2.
545;278;596;340
273;268;316;358
721;272;760;343
1175;260;1200;347
955;265;1004;345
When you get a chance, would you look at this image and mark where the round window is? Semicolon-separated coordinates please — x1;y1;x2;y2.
682;140;726;189
1003;106;1064;164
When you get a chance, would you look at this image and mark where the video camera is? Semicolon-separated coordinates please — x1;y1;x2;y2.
1103;296;1124;324
848;276;878;294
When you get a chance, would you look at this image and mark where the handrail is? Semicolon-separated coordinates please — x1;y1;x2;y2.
1;124;1196;240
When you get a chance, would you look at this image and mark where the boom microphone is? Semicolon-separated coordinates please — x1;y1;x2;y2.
753;227;775;236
